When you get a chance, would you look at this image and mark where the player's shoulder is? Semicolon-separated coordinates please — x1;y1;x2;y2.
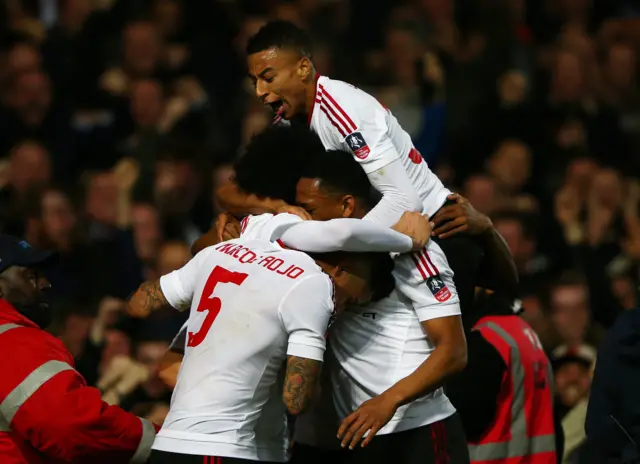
271;246;326;279
319;76;379;109
241;213;302;242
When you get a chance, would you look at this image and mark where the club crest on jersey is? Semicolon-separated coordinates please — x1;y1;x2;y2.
426;275;452;302
346;132;370;160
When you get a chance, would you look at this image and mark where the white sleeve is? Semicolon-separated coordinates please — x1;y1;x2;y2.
322;87;396;174
241;213;303;241
279;274;335;361
393;252;461;322
160;248;216;311
318;87;424;227
277;217;413;253
362;158;424;227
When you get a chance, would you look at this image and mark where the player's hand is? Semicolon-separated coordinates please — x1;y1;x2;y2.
431;193;492;239
213;212;240;243
338;395;398;449
392;211;432;251
275;204;313;220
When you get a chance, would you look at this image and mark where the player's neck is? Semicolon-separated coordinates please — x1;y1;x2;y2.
352;204;369;219
304;70;319;117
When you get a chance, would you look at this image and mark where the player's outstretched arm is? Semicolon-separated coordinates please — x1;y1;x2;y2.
338;315;467;449
128;279;170;318
216;181;288;215
130;247;214;318
277;215;425;253
363;159;424;227
283;355;322;415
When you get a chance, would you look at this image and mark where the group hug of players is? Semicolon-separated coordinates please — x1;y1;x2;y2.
125;19;557;464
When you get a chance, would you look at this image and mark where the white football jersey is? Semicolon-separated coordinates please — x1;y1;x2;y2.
237;214;460;441
308;75;451;217
297;249;460;444
153;237;335;461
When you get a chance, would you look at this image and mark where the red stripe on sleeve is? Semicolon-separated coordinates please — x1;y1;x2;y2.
417;250;435;277
321;101;353;136
411;253;429;280
319;86;357;132
423;250;440;275
319;106;346;137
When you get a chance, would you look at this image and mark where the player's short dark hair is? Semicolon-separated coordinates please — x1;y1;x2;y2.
311;251;396;302
234;124;326;205
246;20;314;60
302;151;375;209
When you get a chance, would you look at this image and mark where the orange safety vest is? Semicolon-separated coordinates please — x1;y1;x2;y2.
469;315;557;464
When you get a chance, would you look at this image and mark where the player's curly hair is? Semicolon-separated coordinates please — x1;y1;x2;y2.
246;20;314;60
234;124;325;205
302;150;376;210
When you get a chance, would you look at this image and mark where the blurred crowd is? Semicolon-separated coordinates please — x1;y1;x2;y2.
0;0;638;461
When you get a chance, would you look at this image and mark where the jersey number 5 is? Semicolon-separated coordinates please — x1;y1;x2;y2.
187;266;248;347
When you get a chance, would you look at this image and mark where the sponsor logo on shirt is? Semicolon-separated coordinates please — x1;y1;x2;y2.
345;132;370;160
426;275;451;302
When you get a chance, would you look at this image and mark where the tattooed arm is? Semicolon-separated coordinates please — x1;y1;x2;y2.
128;279;171;318
130;247;215;318
279;274;334;414
282;356;323;415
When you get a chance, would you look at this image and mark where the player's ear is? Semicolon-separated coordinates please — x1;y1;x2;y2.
341;195;355;218
298;57;312;81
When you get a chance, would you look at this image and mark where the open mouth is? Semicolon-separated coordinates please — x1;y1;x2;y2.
267;100;285;116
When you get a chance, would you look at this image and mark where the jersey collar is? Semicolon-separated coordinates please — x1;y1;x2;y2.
307;73;322;126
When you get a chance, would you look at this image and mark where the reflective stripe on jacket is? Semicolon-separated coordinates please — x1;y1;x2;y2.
469;315;556;464
0;300;158;463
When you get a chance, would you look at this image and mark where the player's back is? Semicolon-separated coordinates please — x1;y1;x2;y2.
309;75;451;217
155;237;328;461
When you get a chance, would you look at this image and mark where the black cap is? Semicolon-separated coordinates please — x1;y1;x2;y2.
0;235;57;274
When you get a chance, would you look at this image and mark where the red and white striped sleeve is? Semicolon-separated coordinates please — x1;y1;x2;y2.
314;81;397;174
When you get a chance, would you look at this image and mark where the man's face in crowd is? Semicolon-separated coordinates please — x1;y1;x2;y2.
555;361;591;408
494;218;535;266
9;142;51;193
296;177;359;220
606;42;636;91
41;189;77;247
136;341;170;396
156;241;190;276
550;284;590;345
488;140;532;193
247;47;312;120
0;266;52;328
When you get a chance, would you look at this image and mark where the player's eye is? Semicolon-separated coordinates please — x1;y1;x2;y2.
263;76;274;83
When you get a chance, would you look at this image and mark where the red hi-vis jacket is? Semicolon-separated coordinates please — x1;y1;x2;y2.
469;315;556;464
0;300;159;463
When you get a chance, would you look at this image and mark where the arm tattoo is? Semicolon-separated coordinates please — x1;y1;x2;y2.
133;279;170;314
283;356;322;415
